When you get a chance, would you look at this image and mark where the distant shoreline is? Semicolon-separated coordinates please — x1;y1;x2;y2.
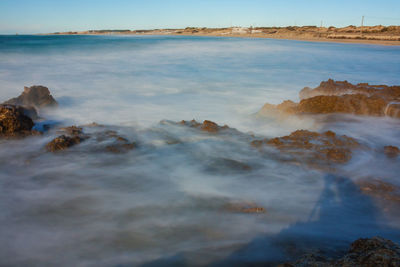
42;25;400;46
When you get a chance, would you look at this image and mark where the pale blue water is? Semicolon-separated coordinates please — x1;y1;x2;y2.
1;35;400;266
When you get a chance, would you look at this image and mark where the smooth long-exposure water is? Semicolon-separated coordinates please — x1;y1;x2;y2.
1;35;400;266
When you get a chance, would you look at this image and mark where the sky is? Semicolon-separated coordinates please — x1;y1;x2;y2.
0;0;399;34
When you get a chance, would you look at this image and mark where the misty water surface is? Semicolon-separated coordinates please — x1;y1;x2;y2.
0;35;400;266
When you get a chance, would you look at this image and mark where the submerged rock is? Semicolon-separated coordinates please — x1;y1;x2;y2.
45;134;84;152
46;126;136;153
357;179;400;205
224;201;267;214
253;130;360;164
178;119;230;133
0;104;35;137
384;145;400;158
259;80;400;119
46;126;88;152
3;85;58;111
283;237;400;267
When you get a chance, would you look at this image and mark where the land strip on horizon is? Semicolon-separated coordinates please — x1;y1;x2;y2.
46;25;400;45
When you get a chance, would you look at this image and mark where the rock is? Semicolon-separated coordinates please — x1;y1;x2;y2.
384;145;400;158
297;94;387;116
259;80;400;119
0;104;35;137
336;237;400;266
253;130;360;164
45;135;84;152
4;85;58;109
284;237;400;267
299;79;400;100
206;158;252;174
178;119;231;133
46;125;136;153
201;120;219;133
357;179;400;204
224;201;267;214
46;125;89;152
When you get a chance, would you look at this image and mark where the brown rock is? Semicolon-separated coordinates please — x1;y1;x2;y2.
4;85;58;109
201;120;219;133
357;179;400;204
178;119;231;133
336;237;400;266
297;94;387;116
225;202;267;214
255;130;360;164
259;80;400;119
45;135;83;152
0;104;35;137
285;237;400;267
384;145;400;158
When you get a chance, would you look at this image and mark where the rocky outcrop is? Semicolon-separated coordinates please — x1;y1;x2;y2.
384;145;400;158
4;85;58;110
298;79;400;100
46;126;88;152
178;119;230;133
283;237;400;267
100;130;137;153
357;179;400;205
0;104;35;137
259;80;400;119
46;134;84;152
45;126;136;153
252;130;360;164
224;201;266;214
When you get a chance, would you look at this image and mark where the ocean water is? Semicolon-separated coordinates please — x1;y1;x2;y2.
1;35;400;266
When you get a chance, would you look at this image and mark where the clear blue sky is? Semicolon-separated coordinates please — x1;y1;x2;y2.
0;0;399;34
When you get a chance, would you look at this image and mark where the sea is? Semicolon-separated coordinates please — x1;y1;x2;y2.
1;35;400;266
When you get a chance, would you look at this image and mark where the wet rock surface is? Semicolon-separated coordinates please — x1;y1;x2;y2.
384;145;400;158
357;179;400;205
224;201;267;214
45;134;85;152
253;130;360;164
46;126;136;153
0;104;35;137
283;237;400;267
299;79;400;100
46;126;88;152
259;80;400;118
3;85;58;109
178;119;230;133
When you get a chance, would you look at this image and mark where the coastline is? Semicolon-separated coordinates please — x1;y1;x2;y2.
41;25;400;46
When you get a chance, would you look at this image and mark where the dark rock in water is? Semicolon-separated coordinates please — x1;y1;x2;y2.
259;80;400;119
4;85;58;109
384;145;400;158
45;135;84;152
253;130;360;165
357;179;400;205
283;237;400;267
178;119;230;133
0;104;35;137
224;201;267;214
46;125;136;153
336;237;400;266
46;125;89;152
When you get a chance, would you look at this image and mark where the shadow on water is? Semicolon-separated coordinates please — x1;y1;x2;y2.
138;174;400;267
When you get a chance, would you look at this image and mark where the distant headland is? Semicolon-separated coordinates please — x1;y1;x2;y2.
45;25;400;45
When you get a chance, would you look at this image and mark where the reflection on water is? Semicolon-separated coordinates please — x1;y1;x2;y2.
0;35;400;266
